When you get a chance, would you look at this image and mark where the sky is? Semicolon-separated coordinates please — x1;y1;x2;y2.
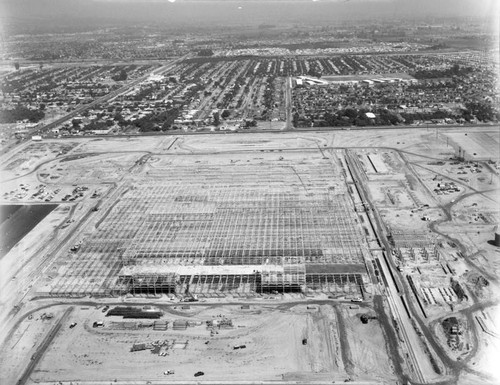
1;0;498;34
3;0;497;16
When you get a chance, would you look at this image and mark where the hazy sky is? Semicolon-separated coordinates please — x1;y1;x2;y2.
1;0;498;34
90;0;497;13
3;0;497;16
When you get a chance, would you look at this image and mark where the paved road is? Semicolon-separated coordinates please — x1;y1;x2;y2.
34;122;496;142
285;76;293;130
16;306;74;385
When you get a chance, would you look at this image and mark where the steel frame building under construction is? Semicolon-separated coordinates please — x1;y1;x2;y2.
42;153;370;298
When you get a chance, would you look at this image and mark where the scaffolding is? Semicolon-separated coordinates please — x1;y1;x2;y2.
121;188;364;267
43;157;369;298
390;230;439;264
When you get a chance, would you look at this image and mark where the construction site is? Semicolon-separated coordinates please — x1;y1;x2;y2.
0;127;499;385
38;148;370;299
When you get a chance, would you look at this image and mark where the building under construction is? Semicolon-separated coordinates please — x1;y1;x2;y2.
42;152;370;298
389;230;440;264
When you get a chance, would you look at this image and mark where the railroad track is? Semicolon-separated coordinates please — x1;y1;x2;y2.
344;151;426;383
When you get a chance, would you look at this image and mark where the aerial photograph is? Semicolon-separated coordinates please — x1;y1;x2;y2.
0;0;498;384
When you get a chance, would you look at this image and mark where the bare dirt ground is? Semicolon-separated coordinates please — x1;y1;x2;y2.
25;304;380;383
341;306;396;382
458;305;500;384
0;306;67;385
445;130;500;161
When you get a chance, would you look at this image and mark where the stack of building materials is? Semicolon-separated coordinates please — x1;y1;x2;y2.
106;306;163;319
173;320;188;330
154;320;168;330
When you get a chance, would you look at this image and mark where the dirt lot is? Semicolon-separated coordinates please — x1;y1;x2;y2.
459;305;500;384
0;306;67;385
444;130;500;161
22;303;393;383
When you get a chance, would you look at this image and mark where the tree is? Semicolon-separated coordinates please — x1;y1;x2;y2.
221;110;230;119
0;106;45;123
308;68;322;79
112;69;127;81
244;119;257;128
197;49;214;56
212;111;220;126
343;108;357;120
464;101;495;122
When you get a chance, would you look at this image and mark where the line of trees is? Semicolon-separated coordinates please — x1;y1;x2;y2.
0;105;45;123
132;108;180;132
412;64;473;79
294;100;498;128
